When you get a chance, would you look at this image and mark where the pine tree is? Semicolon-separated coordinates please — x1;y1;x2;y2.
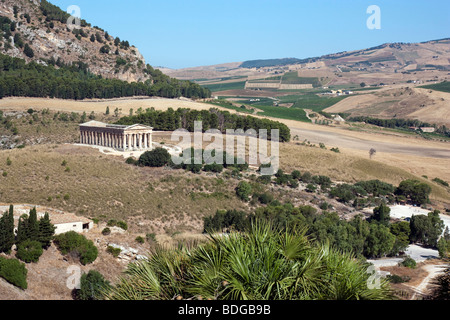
23;43;34;58
38;213;56;249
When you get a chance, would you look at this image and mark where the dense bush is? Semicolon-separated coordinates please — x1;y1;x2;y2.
54;231;98;265
400;257;416;269
16;240;43;263
203;209;247;233
139;148;171;167
395;180;432;206
77;270;110;300
0;257;28;289
235;181;253;201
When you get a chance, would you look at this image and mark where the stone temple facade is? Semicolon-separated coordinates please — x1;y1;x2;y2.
79;121;153;151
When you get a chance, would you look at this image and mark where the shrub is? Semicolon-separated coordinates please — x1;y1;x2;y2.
101;227;111;236
125;157;138;165
400;257;416;269
16;240;43;263
235;181;252;201
319;202;329;210
256;193;274;205
330;147;340;153
306;184;316;193
54;231;98;265
395;179;432;206
106;220;128;231
387;274;410;284
432;177;449;187
77;270;110;300
0;257;28;289
135;236;145;244
106;246;121;258
256;175;272;185
139;148;171;167
291;170;301;180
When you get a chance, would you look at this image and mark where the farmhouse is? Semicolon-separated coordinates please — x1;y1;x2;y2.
420;127;436;133
1;204;94;235
80;121;153;152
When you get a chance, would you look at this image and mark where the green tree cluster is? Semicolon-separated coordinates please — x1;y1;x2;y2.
117;107;290;142
54;231;98;265
0;53;210;100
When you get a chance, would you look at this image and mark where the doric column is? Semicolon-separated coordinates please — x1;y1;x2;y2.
149;132;153;150
128;134;131;151
107;133;110;148
144;133;148;150
123;134;127;151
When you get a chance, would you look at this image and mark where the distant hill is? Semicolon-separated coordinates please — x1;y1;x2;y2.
0;0;210;100
240;58;306;69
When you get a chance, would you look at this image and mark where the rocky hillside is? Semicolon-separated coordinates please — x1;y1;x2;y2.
0;0;149;83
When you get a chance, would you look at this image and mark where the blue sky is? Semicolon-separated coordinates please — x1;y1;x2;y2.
50;0;450;69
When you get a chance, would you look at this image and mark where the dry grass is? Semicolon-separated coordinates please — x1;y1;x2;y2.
0;144;248;235
280;142;450;205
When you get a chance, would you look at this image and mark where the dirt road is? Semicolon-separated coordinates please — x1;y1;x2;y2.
289;127;450;159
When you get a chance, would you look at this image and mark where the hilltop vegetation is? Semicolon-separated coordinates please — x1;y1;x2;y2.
0;53;210;100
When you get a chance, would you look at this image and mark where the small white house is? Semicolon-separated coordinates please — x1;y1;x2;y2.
2;204;94;235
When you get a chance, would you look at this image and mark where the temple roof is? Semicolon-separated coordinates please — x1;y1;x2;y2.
79;121;153;131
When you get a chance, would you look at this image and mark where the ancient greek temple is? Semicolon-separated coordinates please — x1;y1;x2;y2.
79;121;153;151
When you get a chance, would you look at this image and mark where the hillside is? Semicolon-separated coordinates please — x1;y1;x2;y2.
164;39;450;86
0;0;148;82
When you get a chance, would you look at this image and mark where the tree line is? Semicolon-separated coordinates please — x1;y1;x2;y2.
116;107;291;142
0;53;211;100
204;202;446;260
348;116;450;137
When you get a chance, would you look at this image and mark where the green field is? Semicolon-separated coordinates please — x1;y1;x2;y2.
203;81;246;92
289;94;349;112
419;81;450;93
281;72;322;87
255;105;310;122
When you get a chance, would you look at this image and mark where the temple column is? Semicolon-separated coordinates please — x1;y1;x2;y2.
128;134;131;151
144;133;148;150
123;134;127;151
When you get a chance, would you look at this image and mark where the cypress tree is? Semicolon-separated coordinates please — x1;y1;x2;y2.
16;215;29;244
4;205;15;252
38;212;56;249
28;207;40;242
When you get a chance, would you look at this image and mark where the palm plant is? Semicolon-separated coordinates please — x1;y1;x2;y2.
104;221;393;300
